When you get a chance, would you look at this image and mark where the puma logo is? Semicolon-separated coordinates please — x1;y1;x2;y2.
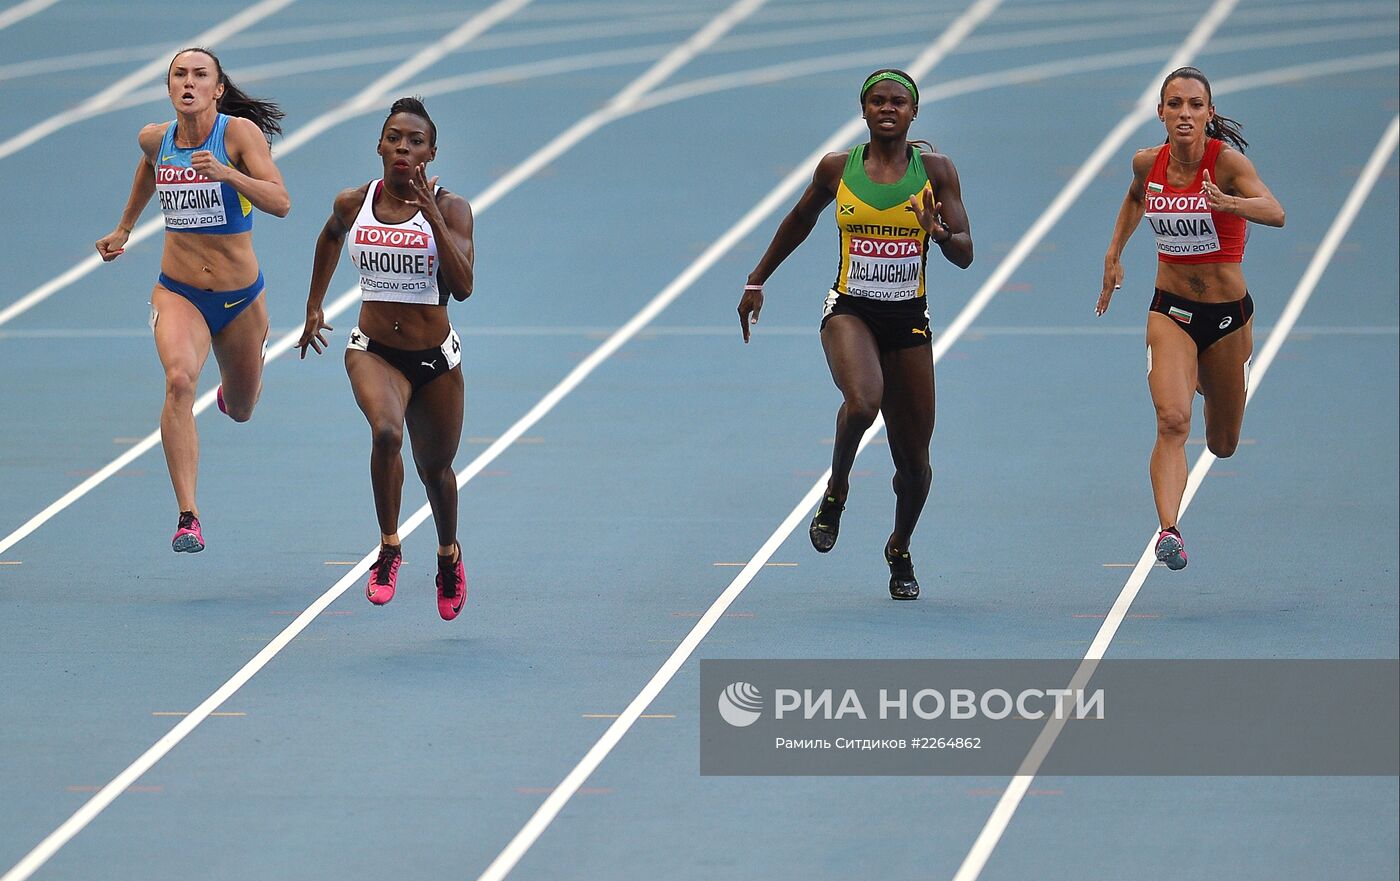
911;327;930;338
420;360;437;369
411;220;426;230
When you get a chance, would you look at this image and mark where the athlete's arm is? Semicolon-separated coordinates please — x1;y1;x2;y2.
96;124;163;262
1097;147;1155;316
918;152;972;269
298;187;361;358
410;165;473;301
738;151;844;342
193;116;291;218
1203;149;1284;227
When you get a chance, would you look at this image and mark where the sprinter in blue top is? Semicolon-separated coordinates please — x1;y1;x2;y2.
97;47;290;554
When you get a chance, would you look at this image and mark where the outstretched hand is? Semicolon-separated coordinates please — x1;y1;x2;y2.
1201;169;1233;213
403;164;443;222
1097;258;1122;316
738;286;764;343
297;309;333;359
908;185;948;241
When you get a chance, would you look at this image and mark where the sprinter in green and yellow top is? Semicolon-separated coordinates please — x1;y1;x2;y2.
739;69;972;601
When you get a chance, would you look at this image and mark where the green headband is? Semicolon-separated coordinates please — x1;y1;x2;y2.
861;71;918;104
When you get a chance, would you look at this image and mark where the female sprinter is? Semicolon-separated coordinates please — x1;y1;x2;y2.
1097;66;1284;570
738;69;973;600
96;47;289;553
297;98;474;621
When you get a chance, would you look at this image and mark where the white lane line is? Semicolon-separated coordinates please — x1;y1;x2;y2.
0;0;59;32
0;0;297;161
950;113;1399;881
468;4;1004;877
0;4;767;876
0;0;535;559
627;23;1397;115
471;0;769;213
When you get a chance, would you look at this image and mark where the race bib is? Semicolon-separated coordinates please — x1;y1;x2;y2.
156;165;228;230
844;235;923;300
1145;192;1220;257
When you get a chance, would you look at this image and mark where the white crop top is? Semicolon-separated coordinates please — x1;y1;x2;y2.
346;180;441;305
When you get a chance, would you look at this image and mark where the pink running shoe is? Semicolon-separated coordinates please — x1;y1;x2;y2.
436;544;466;621
216;385;227;416
172;511;204;553
366;544;401;605
1155;528;1188;570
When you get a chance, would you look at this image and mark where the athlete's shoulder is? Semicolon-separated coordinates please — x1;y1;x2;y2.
434;187;474;232
335;182;371;210
813;150;847;187
138;122;170;156
221;115;269;147
1130;145;1160;175
919;149;956;176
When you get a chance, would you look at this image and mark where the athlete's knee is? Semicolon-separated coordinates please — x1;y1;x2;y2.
416;461;455;490
1206;429;1239;458
222;394;256;423
370;423;403;453
842;394;881;430
163;366;198;404
1154;405;1191;442
892;460;931;492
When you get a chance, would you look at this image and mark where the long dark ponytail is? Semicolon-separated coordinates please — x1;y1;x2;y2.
1160;66;1247;151
169;47;284;141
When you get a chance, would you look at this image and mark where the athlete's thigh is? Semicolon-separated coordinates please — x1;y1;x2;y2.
1145;312;1198;417
879;343;935;456
404;367;464;469
210;294;269;398
345;350;412;429
821;315;884;402
151;286;213;378
1198;317;1253;431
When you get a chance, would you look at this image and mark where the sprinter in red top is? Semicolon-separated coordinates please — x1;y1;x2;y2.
1097;67;1284;571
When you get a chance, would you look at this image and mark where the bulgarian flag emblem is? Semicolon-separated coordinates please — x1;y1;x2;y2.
1168;305;1193;323
1147;181;1164;193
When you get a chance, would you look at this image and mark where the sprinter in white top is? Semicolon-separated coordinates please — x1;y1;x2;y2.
298;97;474;621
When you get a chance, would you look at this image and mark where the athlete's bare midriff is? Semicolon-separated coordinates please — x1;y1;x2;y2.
1154;259;1247;303
160;229;259;290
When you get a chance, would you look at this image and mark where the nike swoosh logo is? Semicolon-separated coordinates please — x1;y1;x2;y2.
161;155;176;162
224;298;248;309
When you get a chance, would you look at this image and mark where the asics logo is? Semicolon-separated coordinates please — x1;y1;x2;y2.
1218;316;1233;330
224;298;247;309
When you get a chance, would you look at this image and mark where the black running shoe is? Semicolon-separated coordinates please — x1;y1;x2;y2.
809;495;844;553
885;546;919;600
